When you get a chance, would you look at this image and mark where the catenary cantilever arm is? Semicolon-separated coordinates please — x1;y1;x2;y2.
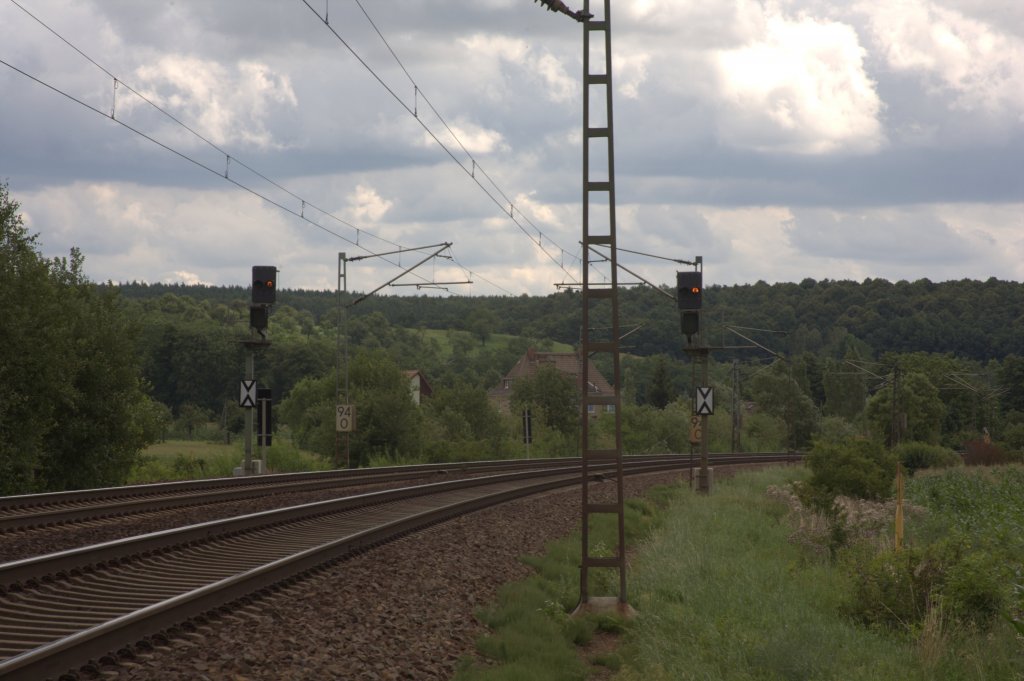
532;0;591;22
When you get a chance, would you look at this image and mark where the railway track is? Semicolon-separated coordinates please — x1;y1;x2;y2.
0;457;586;534
0;453;796;680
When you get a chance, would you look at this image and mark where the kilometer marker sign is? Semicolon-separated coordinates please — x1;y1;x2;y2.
336;404;355;432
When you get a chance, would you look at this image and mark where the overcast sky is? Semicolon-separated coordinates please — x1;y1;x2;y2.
2;0;1022;297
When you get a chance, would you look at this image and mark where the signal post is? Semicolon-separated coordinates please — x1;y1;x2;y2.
238;265;276;476
678;261;712;493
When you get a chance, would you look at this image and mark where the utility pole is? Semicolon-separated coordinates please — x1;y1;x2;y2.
577;0;630;613
535;0;628;613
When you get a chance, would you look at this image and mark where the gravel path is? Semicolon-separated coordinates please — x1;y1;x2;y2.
73;470;695;681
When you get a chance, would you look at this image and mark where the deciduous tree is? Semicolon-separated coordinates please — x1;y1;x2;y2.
0;184;158;492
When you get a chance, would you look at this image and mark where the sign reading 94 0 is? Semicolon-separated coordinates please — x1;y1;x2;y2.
336;404;355;432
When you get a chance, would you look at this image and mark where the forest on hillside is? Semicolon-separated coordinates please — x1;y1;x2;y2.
110;275;1024;462
114;275;1024;362
4;182;1024;494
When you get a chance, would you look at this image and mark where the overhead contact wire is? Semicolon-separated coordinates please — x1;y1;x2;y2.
1;5;480;290
303;0;585;285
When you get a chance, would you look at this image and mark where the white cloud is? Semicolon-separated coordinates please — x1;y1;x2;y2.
132;55;298;149
513;192;564;230
624;0;767;49
346;184;392;223
615;51;650;100
23;181;309;285
459;33;576;103
860;0;1024;117
168;270;207;285
712;10;886;154
418;119;509;156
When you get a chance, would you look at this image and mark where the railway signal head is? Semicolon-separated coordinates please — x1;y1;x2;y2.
252;266;277;305
676;271;702;310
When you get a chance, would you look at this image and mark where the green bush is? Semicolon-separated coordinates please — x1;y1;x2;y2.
893;441;961;476
939;549;1012;627
1002;422;1024;451
172;453;206;477
841;532;1013;631
840;544;935;629
800;439;896;511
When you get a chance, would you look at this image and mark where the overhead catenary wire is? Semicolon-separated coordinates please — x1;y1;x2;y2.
2;1;515;294
0;56;457;289
300;0;587;287
6;1;373;246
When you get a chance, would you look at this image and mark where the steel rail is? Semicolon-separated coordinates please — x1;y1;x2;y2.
0;457;590;532
0;453;796;680
0;454;793;533
0;466;588;586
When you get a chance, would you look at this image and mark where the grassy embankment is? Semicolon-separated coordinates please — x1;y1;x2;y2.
456;465;1024;681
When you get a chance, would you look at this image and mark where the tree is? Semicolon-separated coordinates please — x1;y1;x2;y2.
467;306;499;346
427;384;503;443
177;403;212;439
749;364;818;449
999;355;1024;415
279;349;422;466
277;373;337;459
510;364;579;435
0;184;63;492
822;353;868;421
0;184;157;492
802;439;896;507
646;355;674;409
138;320;239;413
864;370;945;445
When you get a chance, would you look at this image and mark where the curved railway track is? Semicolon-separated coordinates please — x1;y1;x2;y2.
0;458;588;534
0;453;796;680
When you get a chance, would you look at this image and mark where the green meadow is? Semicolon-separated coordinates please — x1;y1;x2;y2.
457;465;1024;681
128;438;332;483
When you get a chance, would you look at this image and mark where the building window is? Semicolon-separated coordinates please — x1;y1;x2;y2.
503;379;512;389
606;404;615;413
587;404;596;414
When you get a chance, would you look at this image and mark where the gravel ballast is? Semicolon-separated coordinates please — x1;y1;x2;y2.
79;471;697;680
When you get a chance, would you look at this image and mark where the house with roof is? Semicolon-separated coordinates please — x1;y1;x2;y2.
487;348;615;417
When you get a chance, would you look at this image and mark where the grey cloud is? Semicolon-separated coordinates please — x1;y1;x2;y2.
783;208;980;264
1;0;1021;295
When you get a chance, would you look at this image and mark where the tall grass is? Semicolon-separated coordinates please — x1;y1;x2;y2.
615;467;1024;681
128;438;332;483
